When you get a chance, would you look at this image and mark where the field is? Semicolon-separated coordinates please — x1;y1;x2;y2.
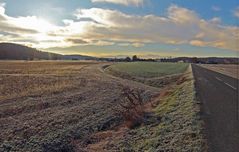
106;62;189;78
0;61;204;152
0;61;97;101
88;65;205;151
200;64;239;79
105;62;189;88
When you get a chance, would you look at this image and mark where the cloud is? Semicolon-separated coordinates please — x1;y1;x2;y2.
212;6;221;11
118;43;131;46
91;0;144;6
0;4;39;34
233;7;239;18
118;42;144;47
1;3;238;52
0;3;69;48
168;5;200;23
0;5;56;34
209;17;221;24
70;5;238;51
65;38;88;44
132;42;145;47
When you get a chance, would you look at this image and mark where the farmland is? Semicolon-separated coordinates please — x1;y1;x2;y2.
87;65;205;151
105;62;189;88
200;64;239;79
106;62;189;78
0;61;97;101
0;61;204;152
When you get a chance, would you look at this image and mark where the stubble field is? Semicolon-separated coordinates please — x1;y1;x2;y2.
200;64;239;79
0;61;204;152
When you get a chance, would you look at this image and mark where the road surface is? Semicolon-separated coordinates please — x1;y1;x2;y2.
192;64;239;152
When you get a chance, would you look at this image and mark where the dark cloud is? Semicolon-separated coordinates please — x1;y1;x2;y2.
66;38;88;44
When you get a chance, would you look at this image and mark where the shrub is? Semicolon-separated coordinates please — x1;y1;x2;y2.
115;87;147;129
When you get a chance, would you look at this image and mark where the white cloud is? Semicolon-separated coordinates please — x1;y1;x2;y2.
132;42;145;47
118;42;144;47
71;5;238;51
118;43;131;46
168;5;200;23
0;4;37;34
0;3;238;51
0;3;59;34
0;3;5;13
209;17;221;24
234;7;239;18
91;0;144;6
0;3;70;48
212;6;221;11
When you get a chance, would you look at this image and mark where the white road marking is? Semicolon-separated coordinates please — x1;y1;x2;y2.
215;77;222;82
215;77;237;90
224;82;237;90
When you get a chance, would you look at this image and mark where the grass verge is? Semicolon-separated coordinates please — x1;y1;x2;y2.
116;65;206;151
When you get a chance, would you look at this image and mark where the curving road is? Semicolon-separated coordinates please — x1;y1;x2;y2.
192;64;239;152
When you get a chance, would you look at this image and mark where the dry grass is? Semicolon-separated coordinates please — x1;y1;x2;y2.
0;61;95;100
114;87;147;129
125;65;206;151
92;65;206;152
0;61;205;152
201;64;239;79
0;61;158;152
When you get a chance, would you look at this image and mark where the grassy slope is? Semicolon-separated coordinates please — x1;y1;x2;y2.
117;66;205;151
106;62;189;78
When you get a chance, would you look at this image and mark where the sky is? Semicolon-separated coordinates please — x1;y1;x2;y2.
0;0;238;58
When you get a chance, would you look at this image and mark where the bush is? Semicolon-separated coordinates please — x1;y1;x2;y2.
115;87;147;129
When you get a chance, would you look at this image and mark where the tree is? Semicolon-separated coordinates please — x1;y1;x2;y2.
192;57;198;63
125;56;131;62
132;55;138;61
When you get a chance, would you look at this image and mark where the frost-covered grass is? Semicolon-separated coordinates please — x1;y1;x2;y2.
117;65;206;152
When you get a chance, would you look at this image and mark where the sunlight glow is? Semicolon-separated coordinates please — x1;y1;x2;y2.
10;16;57;33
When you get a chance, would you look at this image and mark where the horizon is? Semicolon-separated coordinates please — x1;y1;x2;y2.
0;0;239;57
1;42;239;59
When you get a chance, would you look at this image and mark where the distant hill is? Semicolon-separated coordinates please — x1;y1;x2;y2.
0;43;96;60
64;54;97;60
0;43;64;60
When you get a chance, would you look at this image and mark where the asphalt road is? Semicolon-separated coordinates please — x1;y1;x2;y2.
192;64;239;152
